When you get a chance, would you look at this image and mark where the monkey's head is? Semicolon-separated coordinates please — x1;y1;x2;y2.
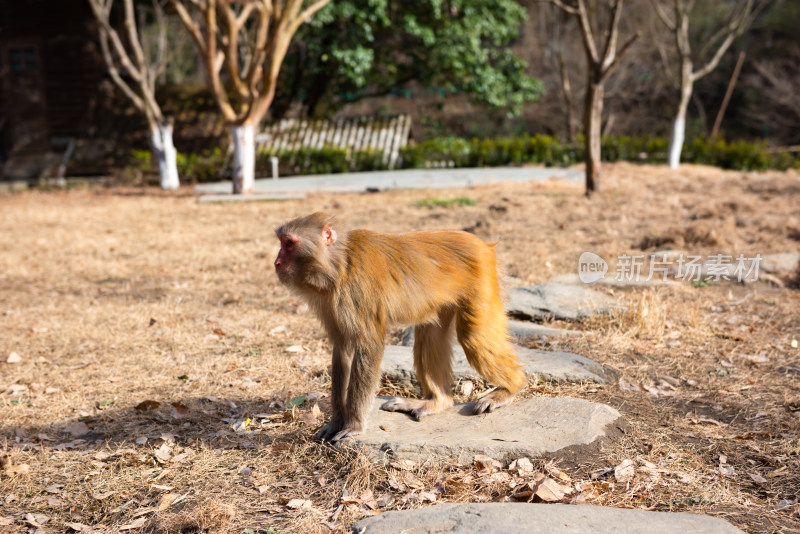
274;212;340;291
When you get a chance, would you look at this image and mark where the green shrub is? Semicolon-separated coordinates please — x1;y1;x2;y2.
415;196;476;209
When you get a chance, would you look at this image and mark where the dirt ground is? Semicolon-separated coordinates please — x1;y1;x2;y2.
1;162;799;533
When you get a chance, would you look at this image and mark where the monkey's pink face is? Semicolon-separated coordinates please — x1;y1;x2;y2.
274;233;299;282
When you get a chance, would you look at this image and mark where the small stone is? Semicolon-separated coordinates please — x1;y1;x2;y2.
6;352;21;364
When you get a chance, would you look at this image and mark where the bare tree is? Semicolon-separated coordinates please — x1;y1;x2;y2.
650;0;766;168
168;0;330;194
89;0;180;190
552;0;639;195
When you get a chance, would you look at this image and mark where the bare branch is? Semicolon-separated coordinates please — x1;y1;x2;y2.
289;0;331;35
600;31;640;82
600;0;625;71
691;31;736;81
649;0;676;31
550;0;579;15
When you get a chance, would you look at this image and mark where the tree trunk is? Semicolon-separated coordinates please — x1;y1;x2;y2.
584;80;604;195
231;123;255;194
150;121;180;190
668;60;694;169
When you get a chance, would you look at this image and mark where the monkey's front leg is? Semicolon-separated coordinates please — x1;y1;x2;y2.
313;345;352;442
328;341;383;442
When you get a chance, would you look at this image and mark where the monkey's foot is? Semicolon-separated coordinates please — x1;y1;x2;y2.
473;387;514;414
381;396;451;421
313;422;364;443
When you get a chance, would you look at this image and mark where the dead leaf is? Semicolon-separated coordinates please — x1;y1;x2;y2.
135;400;161;411
379;424;390;432
156;493;179;511
299;412;318;425
24;513;50;527
213;328;227;337
742;354;768;364
285;345;305;353
513;458;534;473
170;402;190;420
119;517;147;530
0;517;14;526
534;478;569;502
65;522;93;532
390;459;417;471
459;380;474;397
92;491;115;500
154;444;172;463
720;357;735;368
474;454;501;474
749;473;767;484
269;325;290;335
614;459;635;483
286;498;312;510
45;484;62;494
6;352;21;363
65;422;89;437
719;465;737;476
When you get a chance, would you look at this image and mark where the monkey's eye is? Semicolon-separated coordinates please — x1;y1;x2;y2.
284;239;295;249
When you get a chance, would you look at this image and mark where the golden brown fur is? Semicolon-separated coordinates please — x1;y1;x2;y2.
274;212;525;442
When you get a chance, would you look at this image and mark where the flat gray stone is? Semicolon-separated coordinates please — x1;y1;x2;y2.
344;397;621;463
401;322;582;346
382;345;614;386
548;273;683;289
506;283;618;321
508;319;584;339
352;503;745;534
197;192;306;203
761;253;799;273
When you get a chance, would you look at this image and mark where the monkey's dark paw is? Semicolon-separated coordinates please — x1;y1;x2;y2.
472;398;497;414
330;426;364;442
473;388;513;415
313;423;342;442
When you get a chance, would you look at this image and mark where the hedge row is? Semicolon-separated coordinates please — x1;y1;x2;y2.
130;134;798;182
399;134;799;171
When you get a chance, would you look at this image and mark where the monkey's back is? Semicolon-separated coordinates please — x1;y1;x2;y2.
340;229;500;326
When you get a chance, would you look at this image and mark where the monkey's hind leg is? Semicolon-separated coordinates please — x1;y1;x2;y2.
456;297;526;415
381;312;455;421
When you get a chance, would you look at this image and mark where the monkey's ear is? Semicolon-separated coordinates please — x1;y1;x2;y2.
321;222;337;246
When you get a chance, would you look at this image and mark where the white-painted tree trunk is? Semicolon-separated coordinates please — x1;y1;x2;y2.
668;62;694;170
150;122;180;190
231;124;255;194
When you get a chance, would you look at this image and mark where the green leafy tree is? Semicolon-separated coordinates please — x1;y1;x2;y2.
272;0;543;118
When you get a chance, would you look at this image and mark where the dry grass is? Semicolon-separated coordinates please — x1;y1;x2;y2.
1;162;799;533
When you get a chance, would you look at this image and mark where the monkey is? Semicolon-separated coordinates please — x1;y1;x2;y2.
274;212;525;442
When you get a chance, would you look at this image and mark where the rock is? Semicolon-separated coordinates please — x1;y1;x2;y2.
507;320;584;340
506;283;617;321
344;397;622;463
382;345;615;386
548;273;682;289
761;253;799;273
401;322;583;347
352;503;745;533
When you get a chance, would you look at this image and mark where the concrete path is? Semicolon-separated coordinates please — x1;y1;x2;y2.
352;503;745;533
195;166;582;194
344;397;621;463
